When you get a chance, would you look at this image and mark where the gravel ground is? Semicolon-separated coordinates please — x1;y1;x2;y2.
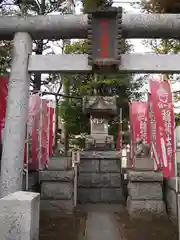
116;209;178;240
39;207;178;240
39;211;87;240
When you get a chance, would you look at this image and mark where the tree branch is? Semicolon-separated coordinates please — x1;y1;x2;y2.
30;90;82;99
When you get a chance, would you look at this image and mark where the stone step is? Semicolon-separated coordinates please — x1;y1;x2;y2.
78;188;124;203
78;173;122;188
127;170;163;182
40;199;74;215
41;182;73;200
127;197;167;218
79;159;120;173
47;157;72;170
134;157;154;171
127;182;163;200
39;170;74;182
80;151;121;160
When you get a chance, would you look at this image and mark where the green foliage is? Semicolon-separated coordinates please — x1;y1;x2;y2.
59;39;143;141
175;113;180;126
81;0;113;13
140;0;180;13
59;100;89;135
0;41;12;74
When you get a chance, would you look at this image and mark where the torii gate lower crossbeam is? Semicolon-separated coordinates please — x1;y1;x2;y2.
28;54;180;73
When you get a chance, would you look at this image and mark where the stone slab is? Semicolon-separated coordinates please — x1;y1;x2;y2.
80;151;121;160
0;191;40;240
78;188;124;203
127;197;167;218
83;212;120;240
127;170;163;182
127;182;163;200
77;203;124;213
40;199;74;215
41;182;73;200
134;157;154;171
78;188;101;203
101;188;124;202
47;157;72;170
39;170;74;182
79;160;99;173
78;173;122;187
100;160;120;173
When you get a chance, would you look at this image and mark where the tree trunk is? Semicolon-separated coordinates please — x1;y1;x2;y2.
34;0;45;91
34;40;43;90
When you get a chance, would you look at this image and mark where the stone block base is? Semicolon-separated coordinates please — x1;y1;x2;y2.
47;157;72;170
41;182;73;200
40;199;74;215
79;173;121;187
78;188;124;203
0;191;40;240
39;170;74;182
127;197;167;218
127;170;163;182
127;182;163;200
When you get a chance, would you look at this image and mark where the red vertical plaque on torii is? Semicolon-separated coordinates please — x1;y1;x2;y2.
87;7;123;72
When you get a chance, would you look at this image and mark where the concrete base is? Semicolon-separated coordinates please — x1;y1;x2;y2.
126;170;167;218
41;182;73;199
78;188;124;203
40;199;74;215
39;170;74;182
127;197;167;218
0;191;40;240
40;164;75;214
127;182;163;200
78;151;124;203
47;157;72;170
134;157;154;170
127;171;163;182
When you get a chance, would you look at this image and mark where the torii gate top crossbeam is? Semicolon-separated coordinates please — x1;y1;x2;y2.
0;13;180;40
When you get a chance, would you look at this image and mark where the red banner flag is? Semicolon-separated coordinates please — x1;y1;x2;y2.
49;106;54;157
149;76;175;178
129;101;150;167
0;76;8;142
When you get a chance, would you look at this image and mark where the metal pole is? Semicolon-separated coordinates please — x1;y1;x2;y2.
0;14;180;40
25;126;29;191
0;32;32;197
47;100;50;167
120;108;123;149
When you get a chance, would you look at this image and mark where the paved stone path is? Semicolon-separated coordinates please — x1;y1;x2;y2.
78;207;121;240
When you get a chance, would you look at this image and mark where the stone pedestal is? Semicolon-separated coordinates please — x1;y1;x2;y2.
78;151;124;203
79;96;124;203
39;158;74;214
134;157;154;170
0;191;40;240
126;171;167;218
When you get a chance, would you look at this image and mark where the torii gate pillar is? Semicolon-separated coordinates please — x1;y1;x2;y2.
0;32;32;197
